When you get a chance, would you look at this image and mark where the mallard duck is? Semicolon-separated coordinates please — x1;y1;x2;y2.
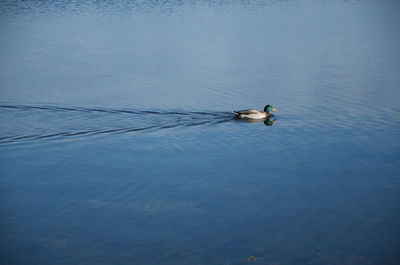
233;105;277;119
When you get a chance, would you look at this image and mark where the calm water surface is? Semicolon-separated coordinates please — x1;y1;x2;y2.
0;1;400;264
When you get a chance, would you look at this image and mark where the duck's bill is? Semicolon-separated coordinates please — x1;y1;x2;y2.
272;108;277;111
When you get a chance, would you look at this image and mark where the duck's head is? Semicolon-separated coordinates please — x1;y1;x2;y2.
264;105;277;113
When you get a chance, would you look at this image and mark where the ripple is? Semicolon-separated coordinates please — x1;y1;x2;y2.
0;104;235;144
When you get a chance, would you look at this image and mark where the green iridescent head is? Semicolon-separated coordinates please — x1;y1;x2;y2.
264;105;277;113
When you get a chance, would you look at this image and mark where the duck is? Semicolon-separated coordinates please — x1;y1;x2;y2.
233;105;277;119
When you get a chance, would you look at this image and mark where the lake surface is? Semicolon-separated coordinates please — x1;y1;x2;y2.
1;0;400;264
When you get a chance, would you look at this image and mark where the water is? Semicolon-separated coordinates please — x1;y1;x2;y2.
1;1;400;264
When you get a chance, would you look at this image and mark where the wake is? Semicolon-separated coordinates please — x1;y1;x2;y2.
0;104;233;144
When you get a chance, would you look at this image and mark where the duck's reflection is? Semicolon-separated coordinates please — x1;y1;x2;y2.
234;116;277;126
264;118;277;126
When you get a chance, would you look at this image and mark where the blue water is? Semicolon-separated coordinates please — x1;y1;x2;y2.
1;1;400;264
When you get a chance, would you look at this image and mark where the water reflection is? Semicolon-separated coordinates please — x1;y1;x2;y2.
234;116;277;126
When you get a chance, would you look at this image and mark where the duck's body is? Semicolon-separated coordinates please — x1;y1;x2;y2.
233;105;277;119
233;109;270;119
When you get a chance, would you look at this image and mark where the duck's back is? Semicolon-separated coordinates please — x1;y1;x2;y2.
234;109;260;115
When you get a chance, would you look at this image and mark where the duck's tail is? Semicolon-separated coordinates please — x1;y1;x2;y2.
233;110;240;116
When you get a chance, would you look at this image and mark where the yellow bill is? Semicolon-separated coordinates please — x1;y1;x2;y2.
272;108;277;111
